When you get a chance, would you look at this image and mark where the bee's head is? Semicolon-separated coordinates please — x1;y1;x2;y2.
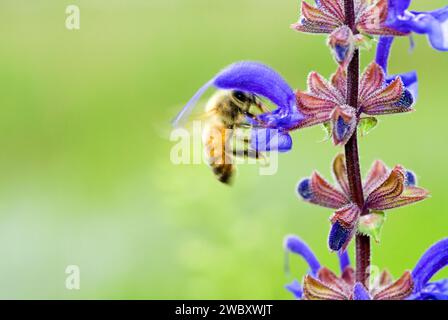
231;90;259;113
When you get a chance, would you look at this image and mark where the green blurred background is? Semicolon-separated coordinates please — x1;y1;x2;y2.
0;0;446;299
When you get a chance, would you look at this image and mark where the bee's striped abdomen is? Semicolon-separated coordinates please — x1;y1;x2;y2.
203;123;235;184
212;164;234;184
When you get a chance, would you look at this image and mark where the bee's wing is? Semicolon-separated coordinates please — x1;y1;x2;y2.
171;80;214;128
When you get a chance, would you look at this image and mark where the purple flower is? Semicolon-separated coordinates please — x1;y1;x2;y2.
173;61;304;152
410;238;448;300
376;36;418;102
377;2;448;102
387;1;448;51
284;236;448;300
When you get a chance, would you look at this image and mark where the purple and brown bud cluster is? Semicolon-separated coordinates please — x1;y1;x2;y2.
297;154;429;251
291;0;407;66
293;62;413;145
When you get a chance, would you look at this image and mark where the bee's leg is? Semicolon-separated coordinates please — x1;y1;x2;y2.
232;123;252;144
237;113;267;129
230;148;269;167
232;149;260;158
236;136;251;145
255;102;270;114
234;123;252;129
234;127;252;148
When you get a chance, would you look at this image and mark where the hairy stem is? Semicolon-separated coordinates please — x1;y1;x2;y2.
343;0;370;288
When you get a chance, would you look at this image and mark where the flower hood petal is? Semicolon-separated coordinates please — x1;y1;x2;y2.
284;235;321;276
173;61;303;128
412;238;448;292
386;2;448;51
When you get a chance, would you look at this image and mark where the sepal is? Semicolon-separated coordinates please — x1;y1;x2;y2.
302;275;348;300
357;0;408;36
298;172;349;209
365;165;406;210
328;26;355;67
331;204;362;230
291;1;342;35
358;211;386;243
366;164;429;210
363;159;389;196
358;117;378;137
332;153;350;196
373;271;414;300
330;105;357;145
321;122;332;141
317;267;352;297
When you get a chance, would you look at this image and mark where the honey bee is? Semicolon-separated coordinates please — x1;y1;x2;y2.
173;90;269;184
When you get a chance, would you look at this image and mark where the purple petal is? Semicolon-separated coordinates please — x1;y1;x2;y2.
353;283;371;300
257;107;304;131
173;61;303;127
407;8;448;51
386;0;413;33
376;37;419;101
388;0;411;17
387;4;448;51
251;128;293;152
420;280;448;300
285;280;303;299
214;62;297;112
284;235;321;276
412;238;448;292
173;61;304;130
410;279;448;300
338;250;351;273
376;36;394;72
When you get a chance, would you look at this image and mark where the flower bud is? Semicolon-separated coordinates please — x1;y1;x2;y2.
328;26;355;67
394;89;414;109
405;170;417;187
329;222;351;252
297;178;312;200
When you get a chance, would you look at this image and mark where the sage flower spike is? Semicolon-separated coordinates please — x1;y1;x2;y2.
292;0;408;66
285;236;448;300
